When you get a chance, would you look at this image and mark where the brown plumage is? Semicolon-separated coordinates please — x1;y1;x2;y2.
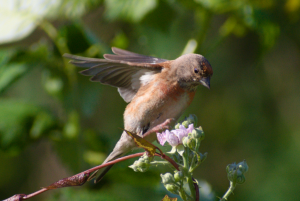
64;47;213;183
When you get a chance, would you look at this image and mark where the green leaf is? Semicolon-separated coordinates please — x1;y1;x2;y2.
0;99;57;152
0;63;28;94
63;111;80;139
30;112;55;139
176;145;185;156
104;0;158;23
167;146;177;154
0;100;40;150
0;49;16;66
111;32;129;50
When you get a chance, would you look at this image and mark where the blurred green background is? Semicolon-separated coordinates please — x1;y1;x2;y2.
1;0;300;200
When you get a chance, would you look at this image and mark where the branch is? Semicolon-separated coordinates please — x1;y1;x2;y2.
4;153;145;201
4;151;193;201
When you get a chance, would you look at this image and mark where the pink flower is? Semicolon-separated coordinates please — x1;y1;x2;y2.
166;130;180;146
157;131;167;145
157;124;194;146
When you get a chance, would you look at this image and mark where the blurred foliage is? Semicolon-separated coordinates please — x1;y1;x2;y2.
0;0;300;200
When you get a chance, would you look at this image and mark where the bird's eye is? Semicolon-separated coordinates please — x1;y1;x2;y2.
194;68;199;74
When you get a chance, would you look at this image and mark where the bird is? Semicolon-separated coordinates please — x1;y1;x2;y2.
63;47;213;183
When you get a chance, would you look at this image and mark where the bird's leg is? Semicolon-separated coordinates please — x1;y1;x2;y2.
143;118;175;138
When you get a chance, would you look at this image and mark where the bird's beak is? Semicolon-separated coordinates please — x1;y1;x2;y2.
200;77;210;89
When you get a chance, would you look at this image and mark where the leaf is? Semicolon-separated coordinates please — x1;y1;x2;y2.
0;49;17;66
161;195;177;201
111;32;129;50
167;146;177;154
176;145;185;156
0;63;28;94
0;0;54;44
140;0;176;32
63;111;79;139
0;100;40;150
124;130;157;157
0;100;57;152
104;0;158;23
30;112;55;139
0;0;101;44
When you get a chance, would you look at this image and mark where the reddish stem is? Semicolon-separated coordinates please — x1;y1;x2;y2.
23;189;48;200
154;153;180;171
4;153;145;201
5;151;199;201
192;178;200;201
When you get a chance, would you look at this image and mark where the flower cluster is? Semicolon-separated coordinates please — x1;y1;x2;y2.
129;114;248;201
226;160;249;184
157;124;194;146
129;153;152;172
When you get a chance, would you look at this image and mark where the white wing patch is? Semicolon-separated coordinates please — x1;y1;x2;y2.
140;71;156;86
118;87;137;103
117;70;157;103
131;70;156;90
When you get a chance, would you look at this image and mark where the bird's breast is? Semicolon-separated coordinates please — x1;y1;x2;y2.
124;79;195;135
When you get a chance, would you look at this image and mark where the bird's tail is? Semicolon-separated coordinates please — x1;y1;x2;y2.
87;151;123;183
88;131;135;183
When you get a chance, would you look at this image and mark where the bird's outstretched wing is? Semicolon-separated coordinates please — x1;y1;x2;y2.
63;47;169;102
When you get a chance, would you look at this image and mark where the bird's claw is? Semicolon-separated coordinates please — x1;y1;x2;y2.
143;118;175;137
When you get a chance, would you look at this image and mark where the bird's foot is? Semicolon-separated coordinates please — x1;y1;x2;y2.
143;118;175;137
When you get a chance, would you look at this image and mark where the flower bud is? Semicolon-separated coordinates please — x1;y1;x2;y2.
165;184;179;194
181;120;189;128
226;163;237;174
174;171;184;182
226;163;237;182
129;164;138;172
227;170;237;183
129;154;151;172
174;123;180;129
226;161;248;184
185;114;198;126
188;138;196;150
237;160;248;173
182;136;189;147
161;173;175;184
191;127;205;140
236;174;246;184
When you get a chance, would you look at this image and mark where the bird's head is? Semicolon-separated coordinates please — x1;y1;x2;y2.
173;53;213;91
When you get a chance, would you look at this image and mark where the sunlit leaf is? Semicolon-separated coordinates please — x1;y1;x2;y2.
0;0;101;44
285;0;300;13
63;111;80;139
30;112;55;139
104;0;157;23
258;21;280;50
194;0;242;13
161;195;177;201
124;130;157;156
219;17;246;37
111;32;129;50
83;150;106;165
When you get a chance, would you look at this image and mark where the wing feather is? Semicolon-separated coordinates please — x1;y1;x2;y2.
105;47;168;64
63;47;168;102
